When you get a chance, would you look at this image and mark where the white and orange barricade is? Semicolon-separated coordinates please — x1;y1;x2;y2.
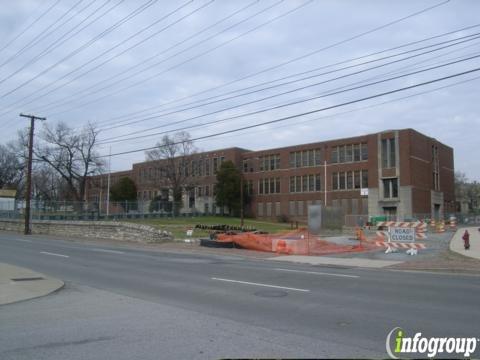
376;221;428;240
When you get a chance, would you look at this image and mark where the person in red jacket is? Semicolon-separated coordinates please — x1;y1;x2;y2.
462;230;470;250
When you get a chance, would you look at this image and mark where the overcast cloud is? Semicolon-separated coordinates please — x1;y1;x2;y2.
0;0;479;179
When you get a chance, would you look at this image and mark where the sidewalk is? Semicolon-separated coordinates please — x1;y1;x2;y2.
450;227;480;260
0;263;64;306
267;255;402;268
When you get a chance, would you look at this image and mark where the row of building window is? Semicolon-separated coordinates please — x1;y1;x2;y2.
330;143;368;164
138;156;226;183
332;170;368;190
289;149;322;168
289;174;322;193
258;177;281;195
257;198;368;217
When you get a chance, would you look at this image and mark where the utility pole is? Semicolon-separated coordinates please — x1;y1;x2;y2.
106;146;111;217
240;174;244;227
20;113;46;235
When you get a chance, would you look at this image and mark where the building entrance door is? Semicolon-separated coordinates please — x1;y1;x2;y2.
434;204;441;220
383;206;397;221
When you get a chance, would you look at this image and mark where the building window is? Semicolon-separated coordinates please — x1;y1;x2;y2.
339;172;346;190
297;201;304;216
339;146;345;163
361;143;368;161
361;170;368;188
205;159;211;176
259;154;280;171
315;174;321;191
289;201;295;216
197;186;203;197
345;145;353;163
332;172;339;190
243;159;248;173
347;171;353;189
205;185;210;196
289;149;322;168
383;178;398;198
302;151;308;167
308;174;314;192
258;203;264;217
259;178;281;194
381;138;396;168
295;176;301;192
331;147;338;163
289;153;295;168
354;170;361;189
353;144;360;162
247;180;253;195
290;176;295;193
315;149;321;166
275;202;281;216
308;150;314;167
302;176;308;192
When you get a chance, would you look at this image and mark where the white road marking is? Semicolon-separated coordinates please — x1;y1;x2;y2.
40;251;69;258
91;248;125;254
274;268;359;278
211;277;310;292
16;239;32;243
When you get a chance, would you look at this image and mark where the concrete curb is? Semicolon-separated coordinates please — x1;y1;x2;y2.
267;255;403;268
0;263;64;306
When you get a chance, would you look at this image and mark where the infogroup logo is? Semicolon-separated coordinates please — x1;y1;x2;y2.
386;327;479;359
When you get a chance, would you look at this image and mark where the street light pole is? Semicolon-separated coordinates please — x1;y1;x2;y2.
20;113;46;235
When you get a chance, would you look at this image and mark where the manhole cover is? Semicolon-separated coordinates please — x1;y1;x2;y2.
11;277;44;282
254;290;288;298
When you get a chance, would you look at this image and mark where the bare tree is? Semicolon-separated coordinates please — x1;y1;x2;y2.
0;141;25;191
145;131;196;215
35;122;104;203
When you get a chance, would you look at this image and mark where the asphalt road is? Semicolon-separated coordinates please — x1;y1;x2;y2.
0;232;479;359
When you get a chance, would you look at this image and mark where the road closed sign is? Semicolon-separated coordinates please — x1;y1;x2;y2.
389;227;415;242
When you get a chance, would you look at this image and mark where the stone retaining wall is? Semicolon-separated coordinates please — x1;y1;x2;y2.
0;219;172;243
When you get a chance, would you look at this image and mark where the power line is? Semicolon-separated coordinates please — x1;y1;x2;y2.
96;32;480;133
0;0;124;90
187;74;480;147
97;43;480;143
98;53;480;144
93;22;480;128
0;0;159;98
99;65;480;158
0;0;60;55
15;0;265;115
1;0;240;116
43;0;452;122
0;0;86;71
0;0;450;122
33;0;312;116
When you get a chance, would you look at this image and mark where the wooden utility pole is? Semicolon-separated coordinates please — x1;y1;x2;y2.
20;113;46;235
240;175;244;227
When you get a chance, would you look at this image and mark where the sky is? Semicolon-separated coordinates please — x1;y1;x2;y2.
0;0;479;180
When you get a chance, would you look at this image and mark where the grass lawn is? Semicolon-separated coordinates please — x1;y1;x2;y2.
127;216;294;240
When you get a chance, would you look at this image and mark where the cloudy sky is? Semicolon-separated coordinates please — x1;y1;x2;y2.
0;0;479;180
